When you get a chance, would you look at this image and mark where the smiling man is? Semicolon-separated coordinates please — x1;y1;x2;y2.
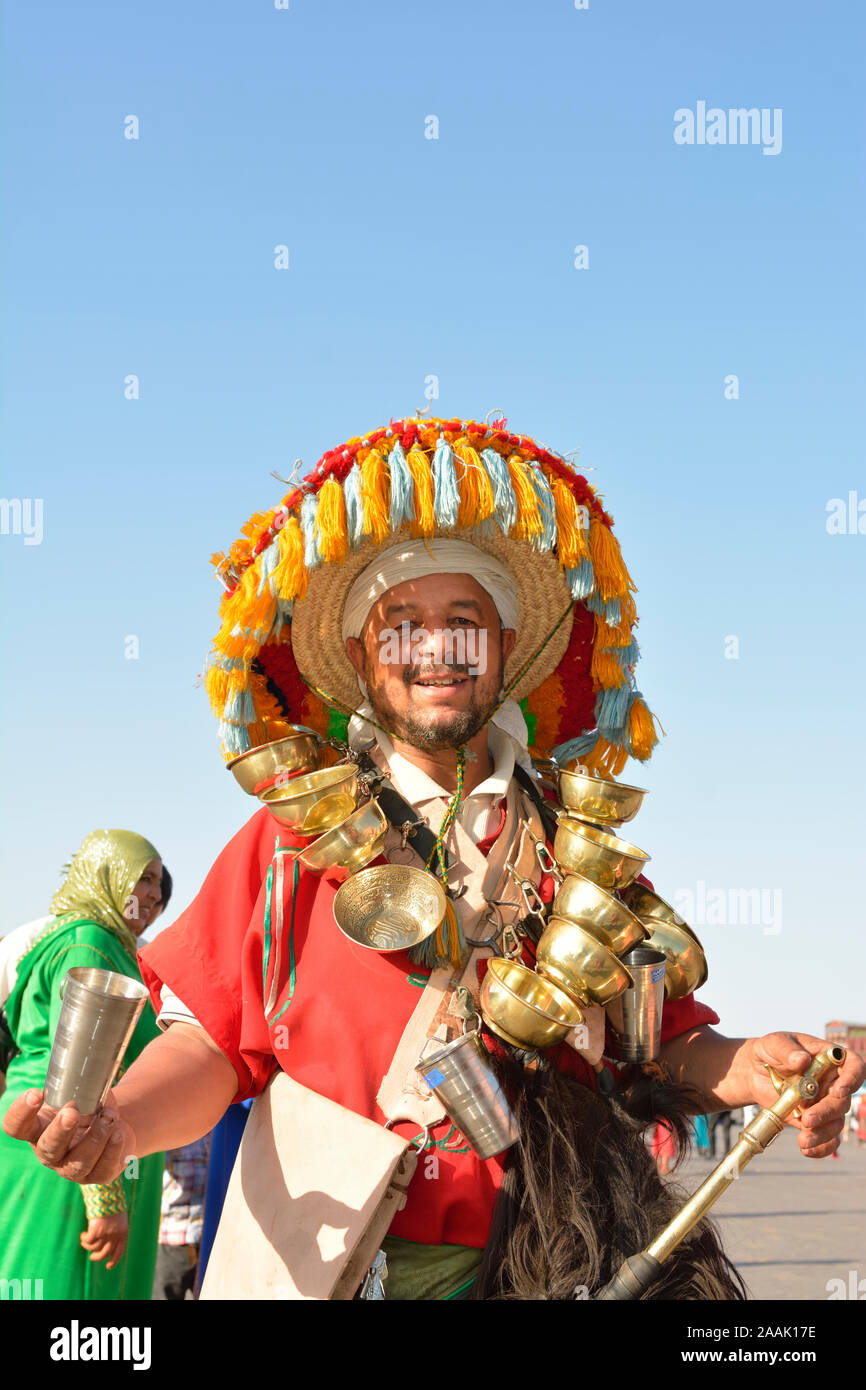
4;416;862;1301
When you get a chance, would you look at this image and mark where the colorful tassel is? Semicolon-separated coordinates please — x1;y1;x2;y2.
551;478;581;567
315;478;349;564
565;559;595;600
596;683;633;736
481;447;517;533
628;695;658;760
589;519;635;602
300;492;321;569
406;443;435;536
407;897;466;970
343;463;364;545
454;443;495;528
508;455;542;542
360;448;391;543
432;436;460;527
551;732;598;767
591;647;627;689
388;441;415;530
269;517;307;603
527;462;557;551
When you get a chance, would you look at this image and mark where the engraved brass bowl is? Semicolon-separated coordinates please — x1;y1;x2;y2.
557;770;648;827
553;817;650;892
552;873;649;956
638;918;708;1000
536;917;634;1007
298;798;388;875
227;729;320;795
479;957;584;1051
333;865;447;953
261;764;359;834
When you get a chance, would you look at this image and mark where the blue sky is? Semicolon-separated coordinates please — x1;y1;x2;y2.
1;0;864;1040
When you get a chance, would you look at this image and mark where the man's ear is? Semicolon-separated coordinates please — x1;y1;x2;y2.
501;628;517;664
345;636;365;679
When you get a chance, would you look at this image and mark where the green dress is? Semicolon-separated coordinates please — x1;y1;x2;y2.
0;918;164;1300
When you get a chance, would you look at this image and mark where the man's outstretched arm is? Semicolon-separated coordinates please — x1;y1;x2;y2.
2;1023;238;1184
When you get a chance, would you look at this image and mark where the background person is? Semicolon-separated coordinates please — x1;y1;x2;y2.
0;829;167;1298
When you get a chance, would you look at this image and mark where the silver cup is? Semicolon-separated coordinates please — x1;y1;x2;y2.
416;1031;520;1160
606;947;666;1062
43;967;149;1114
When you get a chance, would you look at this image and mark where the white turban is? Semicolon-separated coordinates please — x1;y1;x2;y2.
341;539;532;768
341;539;520;642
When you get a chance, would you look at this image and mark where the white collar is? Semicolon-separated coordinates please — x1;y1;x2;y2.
372;724;515;807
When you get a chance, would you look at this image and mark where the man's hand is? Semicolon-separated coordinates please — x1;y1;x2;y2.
2;1087;135;1184
738;1032;865;1159
80;1213;129;1270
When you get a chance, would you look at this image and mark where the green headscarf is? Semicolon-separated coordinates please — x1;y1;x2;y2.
50;828;161;960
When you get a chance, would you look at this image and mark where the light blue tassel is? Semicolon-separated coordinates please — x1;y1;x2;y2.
221;720;251;757
527;462;557;552
258;538;281;596
616;638;640;667
223;684;256;724
585;593;621;625
481;448;517;533
432;437;459;527
551;732;597;765
300;492;321;568
273;597;294;639
565;559;595;600
388;442;414;530
344;463;363;546
596;683;633;737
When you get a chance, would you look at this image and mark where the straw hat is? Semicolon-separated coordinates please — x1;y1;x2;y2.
206;416;658;777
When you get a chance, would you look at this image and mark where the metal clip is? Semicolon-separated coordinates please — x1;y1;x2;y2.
500;923;524;960
358;1248;389;1300
399;818;427;851
505;864;547;920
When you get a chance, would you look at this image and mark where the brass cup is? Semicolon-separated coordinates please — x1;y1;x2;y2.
479;957;584;1051
553;817;650;892
557;770;648;827
261;765;359;834
639;918;708;1000
298;799;388;875
619;883;693;934
226;729;320;795
552;873;649;956
333;865;446;953
536;917;634;1007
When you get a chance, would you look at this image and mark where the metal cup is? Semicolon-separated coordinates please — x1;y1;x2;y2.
416;1031;520;1160
43;967;149;1114
605;947;666;1063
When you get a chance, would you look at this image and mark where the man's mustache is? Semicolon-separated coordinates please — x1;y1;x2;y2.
403;662;475;685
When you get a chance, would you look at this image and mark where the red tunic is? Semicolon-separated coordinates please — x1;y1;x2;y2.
138;805;719;1249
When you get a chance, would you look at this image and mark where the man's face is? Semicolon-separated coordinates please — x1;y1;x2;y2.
345;572;516;751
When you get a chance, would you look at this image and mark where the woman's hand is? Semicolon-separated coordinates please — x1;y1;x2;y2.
2;1087;135;1183
80;1213;129;1270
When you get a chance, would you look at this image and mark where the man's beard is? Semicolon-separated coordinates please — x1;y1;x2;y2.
364;662;498;751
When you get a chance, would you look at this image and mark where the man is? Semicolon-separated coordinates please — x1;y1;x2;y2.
5;416;862;1299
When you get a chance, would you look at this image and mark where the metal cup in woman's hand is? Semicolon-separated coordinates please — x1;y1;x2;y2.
43;967;149;1114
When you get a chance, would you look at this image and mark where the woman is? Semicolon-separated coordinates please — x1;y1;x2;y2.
0;829;167;1299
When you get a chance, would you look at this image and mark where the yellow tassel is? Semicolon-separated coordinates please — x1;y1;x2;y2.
589;520;636;601
551;479;581;568
360;448;390;542
205;664;230;712
315;478;348;564
594;615;632;649
454;442;495;527
407;444;435;536
591;647;626;689
629;697;658;760
618;590;637;625
433;900;463;969
270;517;308;602
508;455;542;541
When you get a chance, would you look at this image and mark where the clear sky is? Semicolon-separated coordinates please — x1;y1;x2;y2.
1;0;863;1041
